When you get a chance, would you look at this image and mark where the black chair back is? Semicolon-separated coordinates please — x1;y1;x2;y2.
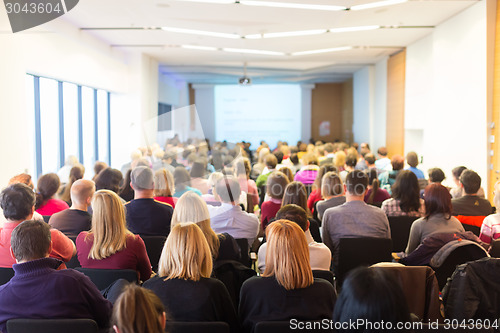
234;238;251;267
388;216;418;252
462;223;481;237
312;270;335;287
140;235;167;272
255;321;333;333
490;240;500;257
337;238;392;286
74;267;138;290
166;321;230;333
7;318;98;333
42;215;51;223
0;267;14;285
432;244;488;290
213;260;256;307
66;236;81;269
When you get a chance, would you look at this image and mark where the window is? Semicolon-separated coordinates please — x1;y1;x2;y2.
27;74;112;179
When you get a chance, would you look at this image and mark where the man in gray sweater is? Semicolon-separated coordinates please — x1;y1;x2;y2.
322;170;391;270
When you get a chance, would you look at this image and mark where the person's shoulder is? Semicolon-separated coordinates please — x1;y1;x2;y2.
154;199;173;209
242;275;264;289
142;275;162;289
311;277;336;292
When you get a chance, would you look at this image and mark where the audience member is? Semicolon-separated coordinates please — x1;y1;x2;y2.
121;150;142;175
0;220;112;332
240;220;336;333
57;155;79;184
92;161;108;181
294;153;319;185
428;168;446;184
173;166;202;197
307;164;337;212
125;166;173;236
405;184;465;254
450;166;485;199
257;205;330;273
77;190;152;282
451;169;493;229
190;160;209;194
255;154;278;188
278;166;294;183
119;169;135;202
153;168;176;208
364;168;390;206
236;158;259;208
334;150;346;172
320;143;335;166
172;191;240;261
339;154;357;183
260;171;289;230
111;284;167;333
59;164;85;206
143;223;238;332
480;181;500;244
49;179;94;237
316;171;346;221
95;167;123;194
323;170;390;270
202;172;224;206
281;181;322;241
406;151;425;179
375;146;391;171
381;170;425;217
251;148;270;179
0;183;75;268
333;267;411;332
35;173;69;216
379;155;405;194
7;173;44;222
207;177;259;246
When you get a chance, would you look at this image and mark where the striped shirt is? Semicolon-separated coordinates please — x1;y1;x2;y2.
479;213;500;244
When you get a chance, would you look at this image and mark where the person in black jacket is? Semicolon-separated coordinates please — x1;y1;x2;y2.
143;223;239;333
239;220;336;333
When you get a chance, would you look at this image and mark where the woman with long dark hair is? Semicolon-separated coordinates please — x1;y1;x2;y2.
381;170;424;217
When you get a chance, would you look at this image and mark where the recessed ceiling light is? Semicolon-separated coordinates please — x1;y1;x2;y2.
329;25;380;33
222;47;285;56
291;46;352;56
181;45;218;51
239;0;346;11
245;29;328;39
161;26;240;39
349;0;407;11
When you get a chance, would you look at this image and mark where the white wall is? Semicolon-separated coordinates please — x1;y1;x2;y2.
373;57;388;152
0;15;159;186
405;1;487;188
353;65;375;145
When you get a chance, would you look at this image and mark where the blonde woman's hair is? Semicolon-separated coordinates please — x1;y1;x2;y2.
87;190;131;260
263;219;313;290
154;168;175;197
171;191;220;258
112;284;166;333
158;222;213;281
334;151;346;168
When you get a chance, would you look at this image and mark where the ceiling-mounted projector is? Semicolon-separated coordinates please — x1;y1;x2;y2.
239;76;251;85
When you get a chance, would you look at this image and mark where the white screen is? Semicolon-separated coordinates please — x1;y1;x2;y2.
214;84;301;148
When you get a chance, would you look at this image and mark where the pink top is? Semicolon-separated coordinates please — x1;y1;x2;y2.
0;222;74;268
294;169;318;185
36;198;69;216
154;196;177;209
260;198;282;230
76;232;152;282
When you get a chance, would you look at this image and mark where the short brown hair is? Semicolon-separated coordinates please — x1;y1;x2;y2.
345;170;368;196
266;171;290;199
391;155;405;171
406;152;419;168
265;154;278;169
459;170;481;194
276;204;308;231
11;220;51;261
321;172;344;197
8;173;34;189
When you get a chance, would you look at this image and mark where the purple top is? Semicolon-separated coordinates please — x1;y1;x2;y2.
294;169;318;185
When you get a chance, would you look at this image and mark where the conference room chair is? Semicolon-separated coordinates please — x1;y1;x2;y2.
74;267;138;290
431;242;489;290
65;236;81;269
489;239;500;257
6;318;98;333
165;321;230;333
139;235;167;273
388;216;419;252
234;238;252;268
254;321;333;333
336;237;392;287
42;215;51;223
312;270;335;287
0;267;14;285
213;259;256;307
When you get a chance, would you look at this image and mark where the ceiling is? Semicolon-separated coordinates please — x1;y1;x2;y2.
3;0;480;83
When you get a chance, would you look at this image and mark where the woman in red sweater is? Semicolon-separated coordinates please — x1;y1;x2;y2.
260;171;289;230
35;173;69;216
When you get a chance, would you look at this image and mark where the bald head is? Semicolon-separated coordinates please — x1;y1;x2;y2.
70;179;95;208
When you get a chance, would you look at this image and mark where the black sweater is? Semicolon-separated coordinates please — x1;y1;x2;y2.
143;276;239;333
239;276;336;333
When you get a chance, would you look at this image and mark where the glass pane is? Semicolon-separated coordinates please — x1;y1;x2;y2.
39;77;60;174
81;86;95;179
97;90;109;165
25;75;36;178
62;82;79;163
